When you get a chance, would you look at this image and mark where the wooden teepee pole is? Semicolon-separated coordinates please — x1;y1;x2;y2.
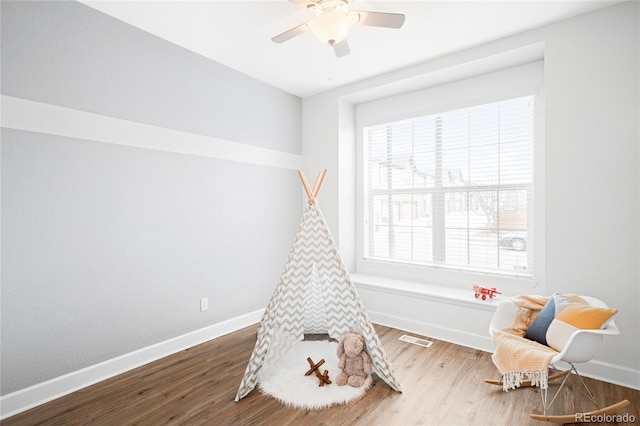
298;170;314;202
312;169;327;200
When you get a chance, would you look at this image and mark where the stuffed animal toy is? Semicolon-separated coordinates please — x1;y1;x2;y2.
336;332;372;387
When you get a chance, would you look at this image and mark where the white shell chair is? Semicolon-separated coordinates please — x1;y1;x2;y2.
487;296;629;423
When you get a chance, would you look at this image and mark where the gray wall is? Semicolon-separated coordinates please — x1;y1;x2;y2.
1;1;302;395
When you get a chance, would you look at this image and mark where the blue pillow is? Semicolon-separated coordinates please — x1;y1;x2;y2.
524;297;556;345
524;293;577;346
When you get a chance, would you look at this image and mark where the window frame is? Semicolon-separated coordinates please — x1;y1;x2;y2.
354;62;544;290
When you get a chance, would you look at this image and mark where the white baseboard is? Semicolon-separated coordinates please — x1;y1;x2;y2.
368;310;640;391
573;359;640;391
0;310;263;420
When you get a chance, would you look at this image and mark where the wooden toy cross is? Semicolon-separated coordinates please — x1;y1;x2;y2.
316;369;331;387
305;357;325;376
305;357;332;386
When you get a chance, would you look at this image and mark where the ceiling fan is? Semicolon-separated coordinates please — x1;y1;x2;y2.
272;0;405;57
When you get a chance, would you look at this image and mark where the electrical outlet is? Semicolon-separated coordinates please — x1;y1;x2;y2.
200;297;208;312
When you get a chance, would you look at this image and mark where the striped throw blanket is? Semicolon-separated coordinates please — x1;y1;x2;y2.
490;295;558;391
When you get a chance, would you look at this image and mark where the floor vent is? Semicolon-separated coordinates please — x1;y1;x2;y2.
399;334;433;348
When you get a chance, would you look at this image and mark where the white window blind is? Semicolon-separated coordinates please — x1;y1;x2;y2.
363;95;534;277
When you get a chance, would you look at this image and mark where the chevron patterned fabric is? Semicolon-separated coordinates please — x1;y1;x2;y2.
235;203;402;402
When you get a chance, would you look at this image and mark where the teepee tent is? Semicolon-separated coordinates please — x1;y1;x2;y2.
235;169;401;402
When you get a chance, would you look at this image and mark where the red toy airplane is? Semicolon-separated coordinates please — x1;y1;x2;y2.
473;285;501;300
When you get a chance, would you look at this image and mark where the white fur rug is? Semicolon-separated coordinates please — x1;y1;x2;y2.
258;340;372;410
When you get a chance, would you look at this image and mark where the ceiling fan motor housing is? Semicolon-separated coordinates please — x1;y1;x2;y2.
311;8;353;45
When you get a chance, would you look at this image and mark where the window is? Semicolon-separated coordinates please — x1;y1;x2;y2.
362;95;534;277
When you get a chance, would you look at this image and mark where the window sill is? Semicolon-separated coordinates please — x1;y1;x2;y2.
351;273;500;312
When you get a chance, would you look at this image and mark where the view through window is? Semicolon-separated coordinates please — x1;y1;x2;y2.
363;95;534;276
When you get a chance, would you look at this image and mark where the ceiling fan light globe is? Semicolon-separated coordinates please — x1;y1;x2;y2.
311;10;353;45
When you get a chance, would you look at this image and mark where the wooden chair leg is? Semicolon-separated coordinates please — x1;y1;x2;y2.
529;363;631;423
530;399;630;423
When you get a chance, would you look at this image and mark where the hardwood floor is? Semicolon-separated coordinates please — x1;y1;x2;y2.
4;324;639;425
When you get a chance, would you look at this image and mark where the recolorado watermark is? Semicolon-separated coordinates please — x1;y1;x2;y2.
575;413;636;423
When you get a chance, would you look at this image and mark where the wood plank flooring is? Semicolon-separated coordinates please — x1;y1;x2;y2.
4;324;639;425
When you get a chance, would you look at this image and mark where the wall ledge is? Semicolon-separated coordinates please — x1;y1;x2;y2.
0;95;303;170
351;273;500;312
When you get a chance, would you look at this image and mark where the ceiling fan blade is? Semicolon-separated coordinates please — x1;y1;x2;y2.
333;40;350;57
353;11;405;29
272;22;312;43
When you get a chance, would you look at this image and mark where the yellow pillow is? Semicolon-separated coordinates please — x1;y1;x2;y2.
555;303;618;329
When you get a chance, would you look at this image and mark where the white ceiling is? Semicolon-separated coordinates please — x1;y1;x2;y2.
81;0;622;98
